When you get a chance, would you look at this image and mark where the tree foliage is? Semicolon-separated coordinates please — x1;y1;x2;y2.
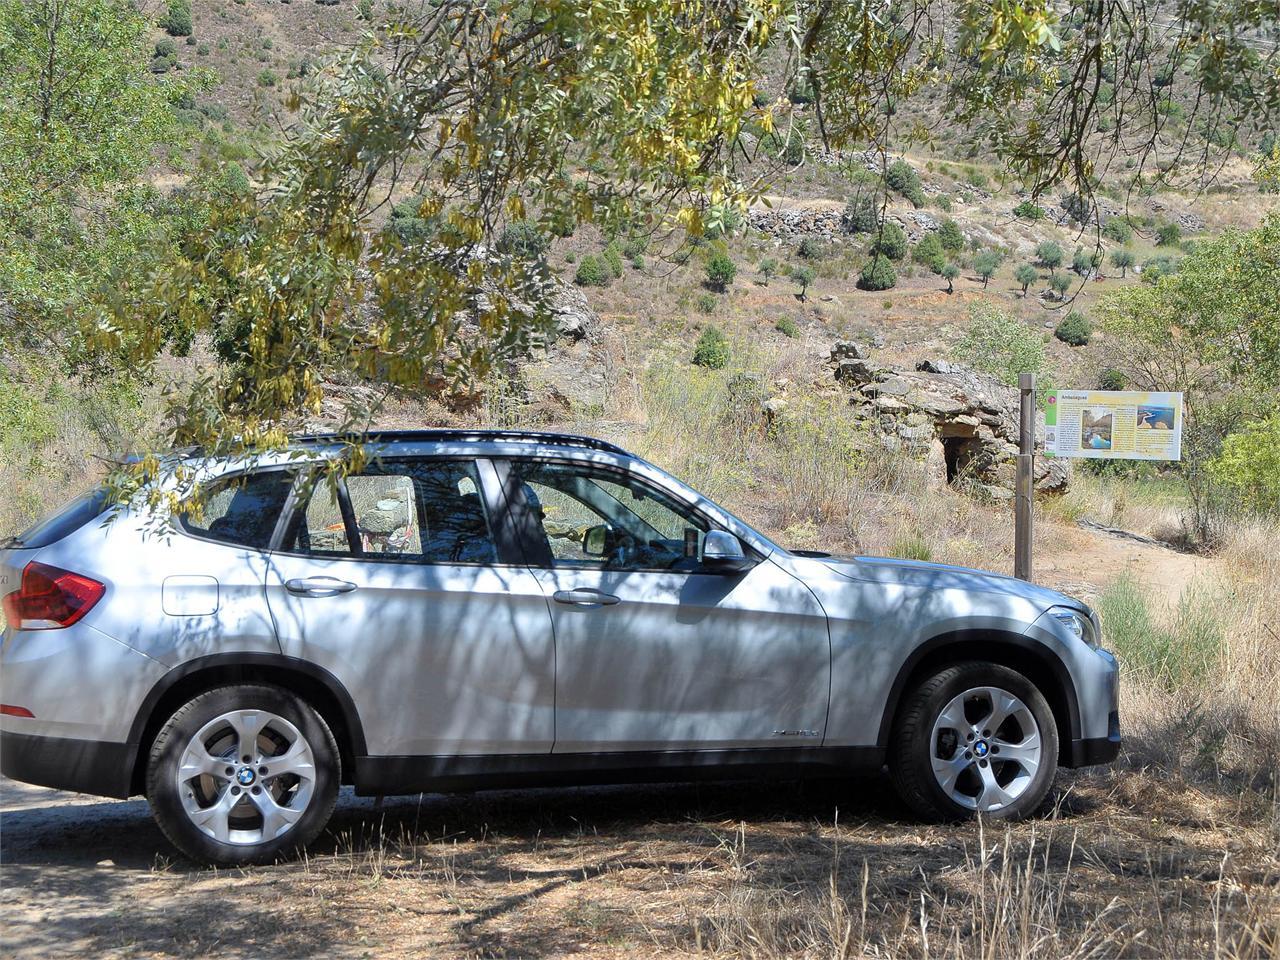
957;301;1050;387
857;253;897;291
705;252;737;291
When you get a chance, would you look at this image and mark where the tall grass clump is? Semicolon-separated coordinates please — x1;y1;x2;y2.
1097;574;1224;690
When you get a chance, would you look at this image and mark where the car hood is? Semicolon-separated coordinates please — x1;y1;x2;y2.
796;553;1084;610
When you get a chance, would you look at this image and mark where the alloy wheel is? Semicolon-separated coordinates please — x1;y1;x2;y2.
929;686;1042;812
175;709;317;845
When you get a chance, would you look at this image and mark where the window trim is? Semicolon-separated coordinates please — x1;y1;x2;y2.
270;456;515;567
496;457;762;574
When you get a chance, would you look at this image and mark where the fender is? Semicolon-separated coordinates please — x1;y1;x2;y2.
126;653;368;794
875;629;1081;754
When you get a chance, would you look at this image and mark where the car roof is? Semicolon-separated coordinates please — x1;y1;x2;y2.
288;429;632;457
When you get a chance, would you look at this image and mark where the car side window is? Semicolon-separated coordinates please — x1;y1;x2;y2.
288;460;497;564
288;477;352;556
511;462;709;571
180;470;294;550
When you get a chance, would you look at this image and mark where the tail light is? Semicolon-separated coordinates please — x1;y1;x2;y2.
2;562;105;630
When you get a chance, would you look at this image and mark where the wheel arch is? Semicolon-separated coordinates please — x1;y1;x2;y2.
127;654;366;796
876;630;1080;765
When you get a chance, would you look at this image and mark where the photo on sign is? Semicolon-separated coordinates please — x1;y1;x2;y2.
1138;405;1175;431
1081;409;1113;450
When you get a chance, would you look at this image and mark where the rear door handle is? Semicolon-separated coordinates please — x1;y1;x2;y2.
285;576;358;597
553;589;620;606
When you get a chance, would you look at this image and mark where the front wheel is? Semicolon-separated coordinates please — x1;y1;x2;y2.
889;662;1058;821
146;684;340;864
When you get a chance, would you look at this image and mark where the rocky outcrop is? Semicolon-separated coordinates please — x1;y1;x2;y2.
829;341;1070;499
747;206;946;247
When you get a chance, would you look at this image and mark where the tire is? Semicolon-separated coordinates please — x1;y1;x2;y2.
889;661;1058;821
146;684;340;865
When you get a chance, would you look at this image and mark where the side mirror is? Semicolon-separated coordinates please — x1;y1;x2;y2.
582;523;612;557
701;530;754;573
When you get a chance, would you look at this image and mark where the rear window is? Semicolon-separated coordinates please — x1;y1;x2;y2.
9;489;109;550
180;470;294;550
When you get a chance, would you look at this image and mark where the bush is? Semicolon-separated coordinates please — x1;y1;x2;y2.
1054;311;1093;346
912;233;946;273
155;38;178;58
856;254;897;291
1072;246;1100;276
602;242;623;279
933;194;952;213
1013;200;1045;220
695;292;717;314
775;316;799;338
797;236;824;260
1098;368;1127;390
1156;222;1182;246
162;0;192;36
574;254;608;287
1049;272;1073;298
1102;218;1133;244
692;327;730;368
957;301;1050;387
1142;255;1180;282
758;257;778;285
1036;240;1064;272
842;192;878;234
1014;263;1038;293
704;252;736;291
1110;248;1137;277
885;159;925;207
621;236;648;259
1097;576;1222;689
150;55;175;74
498;220;548;260
258;69;278;88
1209;412;1280;513
872;221;907;260
936;218;964;253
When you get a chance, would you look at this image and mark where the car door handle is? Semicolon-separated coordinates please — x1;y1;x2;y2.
553;589;620;606
285;576;358;597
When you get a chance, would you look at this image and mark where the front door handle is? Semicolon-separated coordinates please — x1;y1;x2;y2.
285;576;358;597
553;589;620;607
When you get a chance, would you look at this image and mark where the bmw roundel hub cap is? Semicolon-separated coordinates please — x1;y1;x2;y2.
236;767;256;786
973;740;990;759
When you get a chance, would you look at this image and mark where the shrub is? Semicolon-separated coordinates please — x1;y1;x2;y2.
1049;272;1073;298
1156;222;1182;246
498;220;548;260
1209;412;1280;513
602;242;623;278
695;292;717;314
162;0;192;36
621;236;647;259
692;327;730;368
574;254;608;286
704;252;736;291
1013;200;1045;220
797;236;824;260
1097;576;1223;690
1014;263;1038;293
258;69;279;88
842;192;878;234
973;249;1001;287
936;217;964;253
1036;240;1064;272
1110;247;1136;277
155;39;178;58
912;233;946;273
630;254;644;270
775;316;799;338
857;254;897;291
933;194;952;212
957;301;1050;386
1142;255;1180;282
758;257;778;285
1054;311;1093;346
1072;246;1100;276
196;42;210;56
150;55;175;74
1102;218;1133;244
885;159;925;207
1098;368;1126;390
793;265;815;300
872;221;907;260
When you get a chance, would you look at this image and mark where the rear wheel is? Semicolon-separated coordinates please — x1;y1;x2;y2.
889;662;1057;821
146;684;339;864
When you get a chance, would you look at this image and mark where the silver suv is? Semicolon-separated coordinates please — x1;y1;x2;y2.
1;431;1119;863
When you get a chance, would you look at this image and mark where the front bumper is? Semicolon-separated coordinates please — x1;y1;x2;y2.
0;730;136;798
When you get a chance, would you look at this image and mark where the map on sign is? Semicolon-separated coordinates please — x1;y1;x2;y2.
1044;390;1183;461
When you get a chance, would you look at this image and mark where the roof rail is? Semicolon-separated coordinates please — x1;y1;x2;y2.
288;429;633;457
